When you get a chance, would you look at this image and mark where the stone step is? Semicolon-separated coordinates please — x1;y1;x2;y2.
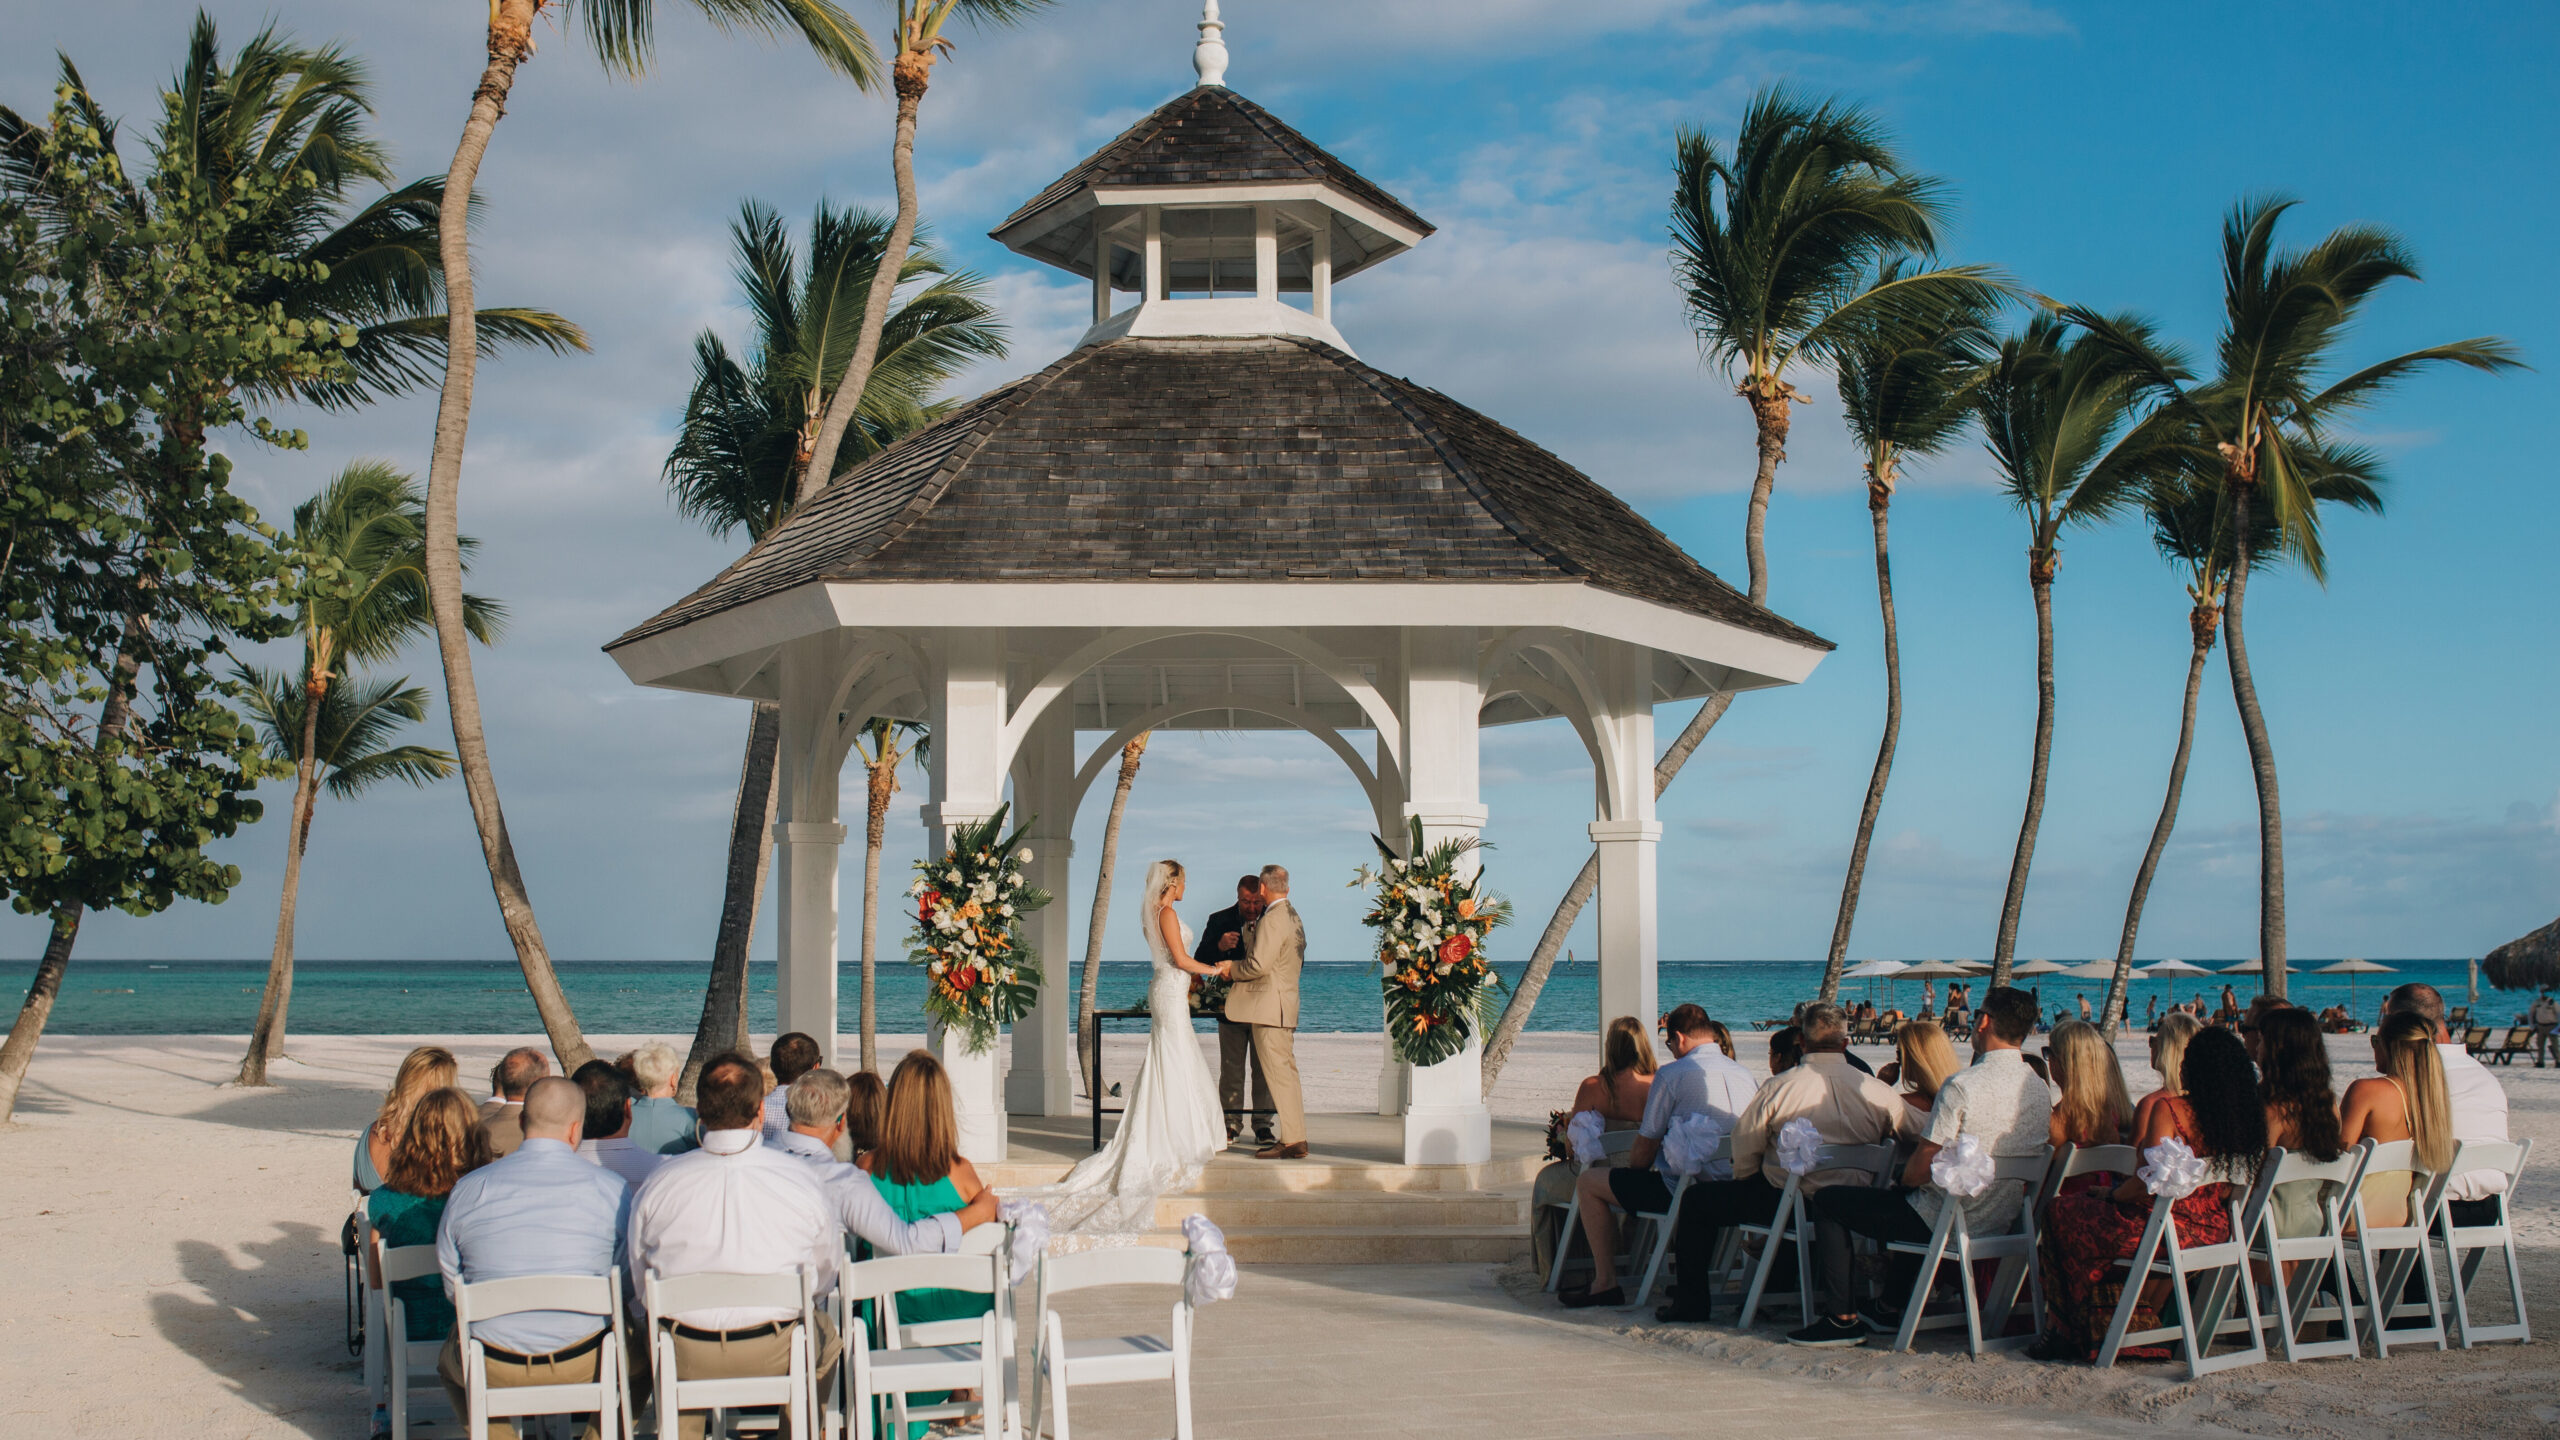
983;1150;1543;1195
1152;1188;1527;1230
1081;1225;1529;1265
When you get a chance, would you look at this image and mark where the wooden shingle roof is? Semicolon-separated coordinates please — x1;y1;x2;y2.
612;337;1827;654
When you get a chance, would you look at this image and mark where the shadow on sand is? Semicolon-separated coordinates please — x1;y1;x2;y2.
150;1221;365;1439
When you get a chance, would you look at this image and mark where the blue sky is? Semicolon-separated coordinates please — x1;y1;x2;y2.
5;0;2554;976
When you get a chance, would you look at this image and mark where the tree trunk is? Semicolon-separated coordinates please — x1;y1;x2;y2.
424;1;592;1074
2223;481;2286;997
679;702;780;1101
1738;383;1792;605
2101;609;2214;1037
1991;547;2058;987
1075;733;1147;1089
859;754;897;1076
797;57;927;500
237;669;327;1086
1820;479;1901;1002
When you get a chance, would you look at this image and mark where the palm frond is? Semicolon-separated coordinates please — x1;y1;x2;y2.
580;0;881;87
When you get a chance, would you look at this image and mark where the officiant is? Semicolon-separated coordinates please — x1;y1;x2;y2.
1196;874;1276;1149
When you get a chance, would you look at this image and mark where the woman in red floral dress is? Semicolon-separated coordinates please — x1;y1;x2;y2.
2033;1026;2266;1361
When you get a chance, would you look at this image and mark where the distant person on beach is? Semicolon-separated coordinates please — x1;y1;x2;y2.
481;1048;549;1158
356;1045;457;1194
572;1060;663;1189
761;1032;824;1144
621;1042;698;1156
436;1077;630;1440
2531;989;2560;1067
2076;993;2093;1023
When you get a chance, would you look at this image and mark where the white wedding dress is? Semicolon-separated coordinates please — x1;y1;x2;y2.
1022;895;1225;1236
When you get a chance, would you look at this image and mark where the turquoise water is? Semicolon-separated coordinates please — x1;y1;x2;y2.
10;957;2491;1035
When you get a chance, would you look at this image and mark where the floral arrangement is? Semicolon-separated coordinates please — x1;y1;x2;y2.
1188;967;1233;1017
1352;816;1511;1066
905;804;1053;1053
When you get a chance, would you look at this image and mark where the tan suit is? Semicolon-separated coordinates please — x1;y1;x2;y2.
1222;897;1306;1145
479;1098;526;1158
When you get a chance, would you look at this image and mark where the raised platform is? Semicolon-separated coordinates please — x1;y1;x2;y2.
987;1111;1543;1265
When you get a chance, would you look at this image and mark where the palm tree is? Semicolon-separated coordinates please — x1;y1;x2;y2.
1486;87;1998;1083
236;463;502;1086
1076;733;1149;1088
852;719;930;1075
664;198;1000;1092
1975;313;2188;987
233;669;462;1077
796;0;1053;497
2068;198;2522;995
1816;271;1999;1002
426;0;874;1073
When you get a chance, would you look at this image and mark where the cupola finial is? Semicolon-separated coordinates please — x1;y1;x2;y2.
1193;0;1228;87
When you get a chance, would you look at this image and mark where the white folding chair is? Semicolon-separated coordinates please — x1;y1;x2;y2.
2094;1160;2271;1379
647;1270;819;1440
1545;1129;1641;1295
1728;1142;1896;1330
836;1240;1010;1440
2246;1142;2369;1363
1028;1246;1194;1440
2436;1139;2531;1348
355;1211;386;1407
375;1238;459;1440
1882;1150;2052;1356
2343;1139;2452;1357
1626;1136;1731;1307
451;1270;634;1440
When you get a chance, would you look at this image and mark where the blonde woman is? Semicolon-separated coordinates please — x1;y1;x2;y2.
355;1046;458;1194
2132;1010;2203;1142
1571;1016;1657;1129
365;1089;492;1342
2046;1020;2134;1150
2341;1011;2455;1229
1886;1019;1961;1114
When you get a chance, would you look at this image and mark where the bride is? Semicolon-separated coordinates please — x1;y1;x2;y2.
1024;857;1227;1235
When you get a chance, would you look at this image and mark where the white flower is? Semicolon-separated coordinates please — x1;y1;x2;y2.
929;960;947;975
999;903;1014;916
1006;874;1022;889
1389;859;1405;872
1436;963;1452;976
945;868;962;883
1017;848;1034;864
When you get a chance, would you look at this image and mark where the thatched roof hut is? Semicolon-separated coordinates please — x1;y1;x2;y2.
2483;915;2560;990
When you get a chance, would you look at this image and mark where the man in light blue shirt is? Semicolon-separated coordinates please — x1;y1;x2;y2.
436;1077;631;1438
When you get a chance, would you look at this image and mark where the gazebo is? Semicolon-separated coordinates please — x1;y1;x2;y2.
607;7;1831;1164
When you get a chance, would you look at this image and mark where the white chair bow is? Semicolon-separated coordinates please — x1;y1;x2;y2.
2139;1136;2210;1200
999;1198;1052;1286
1566;1110;1607;1165
1930;1134;1995;1198
1661;1112;1729;1179
1181;1215;1237;1307
1775;1118;1824;1178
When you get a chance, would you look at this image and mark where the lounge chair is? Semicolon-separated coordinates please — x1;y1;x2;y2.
2463;1027;2494;1056
2489;1027;2533;1066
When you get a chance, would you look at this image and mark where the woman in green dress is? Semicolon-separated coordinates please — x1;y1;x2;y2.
354;1046;459;1194
859;1052;991;1434
366;1088;492;1344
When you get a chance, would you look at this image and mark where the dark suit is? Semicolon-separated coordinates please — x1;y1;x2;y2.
1196;902;1273;1143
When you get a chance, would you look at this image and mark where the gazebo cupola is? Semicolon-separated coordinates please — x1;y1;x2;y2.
986;0;1431;357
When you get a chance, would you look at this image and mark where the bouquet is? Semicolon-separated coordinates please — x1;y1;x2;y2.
1188;967;1233;1017
905;804;1053;1053
1353;816;1511;1067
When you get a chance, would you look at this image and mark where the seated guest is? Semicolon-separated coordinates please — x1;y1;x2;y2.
2133;1010;2202;1140
2033;1027;2264;1361
436;1078;630;1440
622;1042;699;1157
1791;988;2053;1347
775;1065;1000;1266
481;1048;550;1158
1659;1004;1914;1322
2341;1012;2455;1230
773;1067;856;1165
2256;1007;2348;1237
631;1052;985;1440
1533;1017;1657;1282
2382;982;2510;1226
2045;1020;2133;1153
1877;1006;1907;1029
860;1054;994;1320
1559;1004;1759;1309
761;1032;824;1144
1881;1019;1960;1116
572;1060;663;1189
1767;1026;1804;1075
368;1088;491;1347
357;1046;458;1194
844;1071;886;1162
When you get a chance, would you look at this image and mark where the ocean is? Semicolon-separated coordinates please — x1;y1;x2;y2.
10;957;2493;1036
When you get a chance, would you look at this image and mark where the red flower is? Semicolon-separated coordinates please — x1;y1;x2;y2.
952;966;980;992
918;890;942;924
1437;933;1473;966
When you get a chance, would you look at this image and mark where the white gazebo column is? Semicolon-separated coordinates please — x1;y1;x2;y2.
922;628;1011;1161
1589;639;1662;1056
1399;626;1492;1165
1006;703;1078;1117
772;642;849;1067
1370;731;1409;1118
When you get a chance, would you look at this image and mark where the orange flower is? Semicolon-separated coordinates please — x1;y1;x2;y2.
1413;1015;1431;1031
1457;898;1476;919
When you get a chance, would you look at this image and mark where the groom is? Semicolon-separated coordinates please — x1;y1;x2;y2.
1221;863;1308;1159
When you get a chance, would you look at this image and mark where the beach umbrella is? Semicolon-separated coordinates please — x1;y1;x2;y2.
1897;959;1976;978
2139;958;2213;1013
2315;956;2398;1010
2219;957;2296;975
2484;915;2560;992
2059;960;2119;981
2011;958;2070;976
1842;958;1906;1005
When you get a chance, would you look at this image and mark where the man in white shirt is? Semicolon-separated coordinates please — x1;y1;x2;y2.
1559;1003;1759;1309
630;1052;995;1440
572;1061;663;1189
759;1032;824;1144
2384;983;2511;1224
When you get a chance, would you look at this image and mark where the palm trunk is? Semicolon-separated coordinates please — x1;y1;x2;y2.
1738;383;1791;604
1991;545;2058;986
237;669;327;1086
425;0;591;1074
1076;734;1148;1089
2223;481;2286;996
679;702;781;1100
797;57;927;500
1820;480;1901;1002
859;755;897;1076
2102;608;2214;1037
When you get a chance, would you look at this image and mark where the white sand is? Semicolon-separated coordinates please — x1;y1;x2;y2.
0;1028;2548;1438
